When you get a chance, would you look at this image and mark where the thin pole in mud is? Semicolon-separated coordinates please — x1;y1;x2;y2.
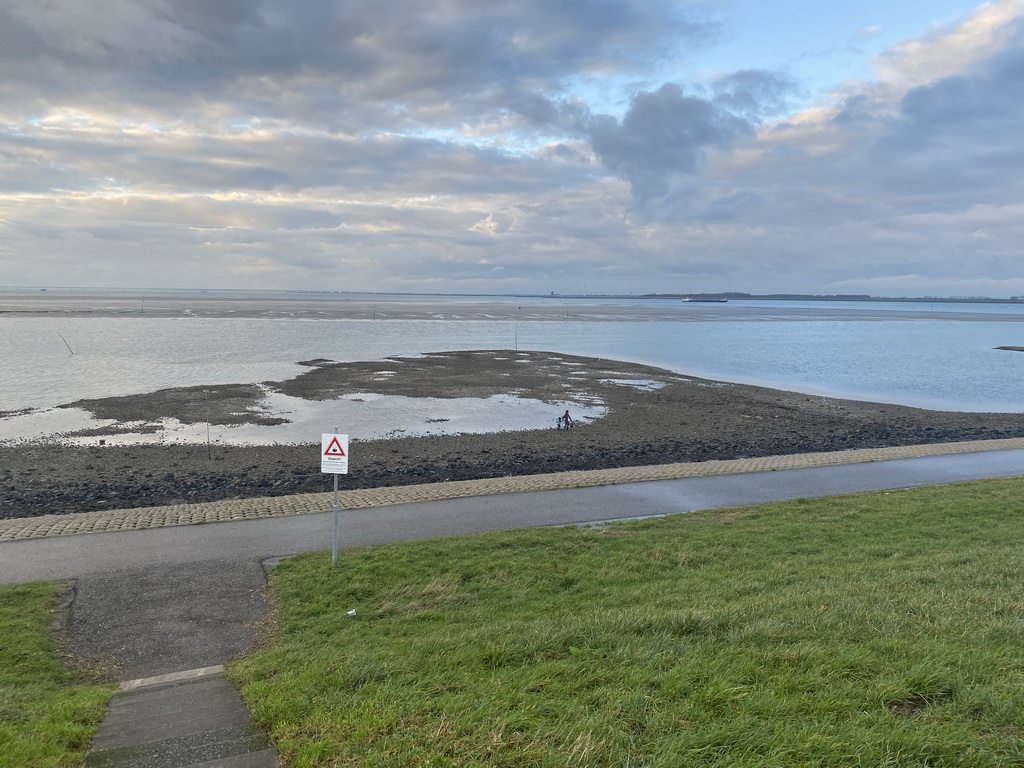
332;425;340;567
205;390;212;460
56;331;74;355
514;306;520;350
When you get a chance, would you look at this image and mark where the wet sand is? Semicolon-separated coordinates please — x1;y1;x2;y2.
3;350;1024;520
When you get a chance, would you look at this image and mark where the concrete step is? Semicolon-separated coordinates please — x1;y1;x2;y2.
86;670;277;768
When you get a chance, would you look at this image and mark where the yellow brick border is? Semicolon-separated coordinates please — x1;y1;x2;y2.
3;438;1023;542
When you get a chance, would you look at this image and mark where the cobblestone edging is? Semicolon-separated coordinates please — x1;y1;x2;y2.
3;438;1023;542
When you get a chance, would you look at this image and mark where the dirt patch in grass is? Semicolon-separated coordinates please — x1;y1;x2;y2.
684;509;764;524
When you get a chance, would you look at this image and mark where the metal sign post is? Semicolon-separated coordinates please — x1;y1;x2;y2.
332;474;339;566
321;430;349;566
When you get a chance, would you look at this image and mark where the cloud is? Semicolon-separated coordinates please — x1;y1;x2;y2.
874;0;1024;86
587;83;755;203
512;71;795;205
711;70;797;121
3;1;1024;297
0;0;718;128
870;42;1024;194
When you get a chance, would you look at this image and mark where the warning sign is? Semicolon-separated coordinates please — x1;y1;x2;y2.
321;433;349;474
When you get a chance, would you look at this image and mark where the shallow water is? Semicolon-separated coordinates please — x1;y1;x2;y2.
0;392;607;446
2;290;1023;445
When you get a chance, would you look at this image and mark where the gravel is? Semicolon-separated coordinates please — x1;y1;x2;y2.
4;350;1022;520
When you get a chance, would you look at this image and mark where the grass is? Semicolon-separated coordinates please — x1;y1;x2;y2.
0;582;115;768
231;478;1024;767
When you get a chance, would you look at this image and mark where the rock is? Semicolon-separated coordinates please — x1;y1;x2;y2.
3;351;1024;519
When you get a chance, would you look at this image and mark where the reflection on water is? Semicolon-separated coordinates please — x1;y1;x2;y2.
0;392;607;446
1;291;1023;423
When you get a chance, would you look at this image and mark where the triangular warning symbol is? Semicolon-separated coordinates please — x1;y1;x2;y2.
324;436;346;457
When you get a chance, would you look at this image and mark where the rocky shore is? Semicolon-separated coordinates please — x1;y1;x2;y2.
4;350;1023;519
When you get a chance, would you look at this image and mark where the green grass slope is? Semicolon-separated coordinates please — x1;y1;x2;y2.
233;478;1024;767
0;582;114;768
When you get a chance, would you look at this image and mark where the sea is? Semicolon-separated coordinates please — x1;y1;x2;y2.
1;288;1022;445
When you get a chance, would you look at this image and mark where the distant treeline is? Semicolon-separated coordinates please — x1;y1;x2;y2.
634;293;1024;303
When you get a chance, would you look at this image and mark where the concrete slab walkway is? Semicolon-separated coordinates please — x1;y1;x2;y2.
86;667;276;768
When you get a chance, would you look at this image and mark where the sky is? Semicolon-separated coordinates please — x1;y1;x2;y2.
2;0;1023;298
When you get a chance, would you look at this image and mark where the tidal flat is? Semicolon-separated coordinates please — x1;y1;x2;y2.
3;351;1023;519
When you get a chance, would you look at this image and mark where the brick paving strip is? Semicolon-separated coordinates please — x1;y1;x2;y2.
5;438;1024;542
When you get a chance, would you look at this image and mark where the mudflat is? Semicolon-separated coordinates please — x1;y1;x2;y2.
4;350;1023;519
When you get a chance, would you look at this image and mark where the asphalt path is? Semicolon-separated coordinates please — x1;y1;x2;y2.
2;448;1022;679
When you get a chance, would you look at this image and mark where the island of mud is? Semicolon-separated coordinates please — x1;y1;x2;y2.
4;350;1024;519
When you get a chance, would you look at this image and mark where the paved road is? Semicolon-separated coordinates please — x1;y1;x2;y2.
3;447;1023;585
1;447;1022;679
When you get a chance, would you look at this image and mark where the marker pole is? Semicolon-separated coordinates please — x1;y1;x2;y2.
332;473;340;566
332;424;340;567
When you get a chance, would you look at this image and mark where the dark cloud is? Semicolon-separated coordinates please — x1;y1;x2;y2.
0;6;44;61
588;83;754;203
870;33;1024;196
508;92;562;126
508;79;782;205
0;0;718;127
574;70;795;205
